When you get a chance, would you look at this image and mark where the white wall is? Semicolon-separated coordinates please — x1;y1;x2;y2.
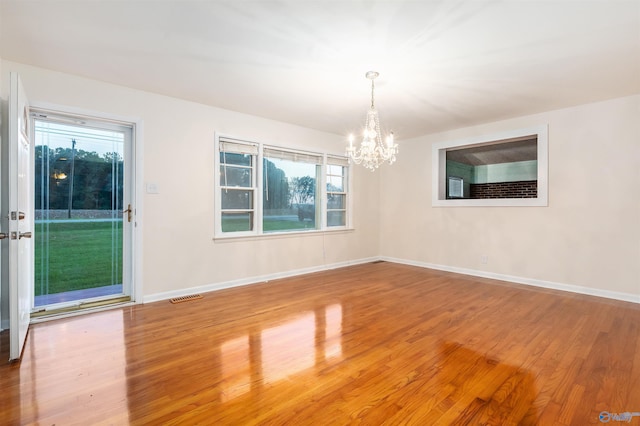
380;95;640;301
0;61;380;302
1;60;638;309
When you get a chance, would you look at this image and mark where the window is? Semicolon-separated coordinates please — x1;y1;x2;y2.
326;157;349;227
447;176;464;198
219;141;258;232
263;147;321;233
215;135;350;237
432;125;548;207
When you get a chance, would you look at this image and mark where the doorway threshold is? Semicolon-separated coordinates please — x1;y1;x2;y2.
34;284;123;307
32;285;131;321
31;296;132;322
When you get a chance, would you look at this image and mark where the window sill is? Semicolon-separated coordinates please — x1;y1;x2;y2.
213;227;355;242
432;197;548;207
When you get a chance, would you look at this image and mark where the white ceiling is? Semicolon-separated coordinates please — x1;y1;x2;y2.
1;1;639;139
446;138;537;165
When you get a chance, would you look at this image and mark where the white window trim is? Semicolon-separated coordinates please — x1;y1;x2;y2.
214;133;352;239
326;155;349;229
215;137;258;238
432;125;548;207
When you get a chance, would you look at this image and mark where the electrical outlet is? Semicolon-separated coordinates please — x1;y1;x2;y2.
480;255;488;264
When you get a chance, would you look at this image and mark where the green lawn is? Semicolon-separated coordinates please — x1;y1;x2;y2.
36;217;313;296
222;217;316;233
34;221;123;296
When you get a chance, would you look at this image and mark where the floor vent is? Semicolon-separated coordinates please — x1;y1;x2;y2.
170;294;203;304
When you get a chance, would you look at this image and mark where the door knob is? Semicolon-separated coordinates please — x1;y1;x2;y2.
0;232;7;240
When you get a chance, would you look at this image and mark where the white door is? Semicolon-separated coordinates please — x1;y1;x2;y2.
7;73;33;361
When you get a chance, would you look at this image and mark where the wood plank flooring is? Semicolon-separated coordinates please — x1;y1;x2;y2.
1;262;639;425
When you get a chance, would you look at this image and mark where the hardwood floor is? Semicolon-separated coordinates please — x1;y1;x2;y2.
1;262;639;425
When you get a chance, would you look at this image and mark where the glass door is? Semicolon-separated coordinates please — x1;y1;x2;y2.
32;112;134;311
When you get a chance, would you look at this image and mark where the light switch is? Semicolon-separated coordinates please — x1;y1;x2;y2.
146;182;159;194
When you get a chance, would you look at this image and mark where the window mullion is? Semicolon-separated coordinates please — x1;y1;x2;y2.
317;162;323;230
256;144;264;234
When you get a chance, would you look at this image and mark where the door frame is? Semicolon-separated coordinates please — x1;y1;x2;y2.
28;101;144;314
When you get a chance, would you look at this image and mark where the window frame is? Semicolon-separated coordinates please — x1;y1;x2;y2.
326;157;349;229
217;140;258;237
432;125;548;207
262;145;322;234
214;134;351;239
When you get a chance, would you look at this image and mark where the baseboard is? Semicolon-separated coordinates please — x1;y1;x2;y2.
143;256;639;305
143;257;379;304
381;256;640;304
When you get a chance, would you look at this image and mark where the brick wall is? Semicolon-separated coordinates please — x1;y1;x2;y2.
470;180;537;199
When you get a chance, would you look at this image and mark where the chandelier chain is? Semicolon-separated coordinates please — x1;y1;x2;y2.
370;78;375;109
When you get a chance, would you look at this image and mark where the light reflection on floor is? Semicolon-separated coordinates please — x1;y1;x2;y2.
325;304;343;359
219;303;343;402
22;310;130;424
220;335;251;403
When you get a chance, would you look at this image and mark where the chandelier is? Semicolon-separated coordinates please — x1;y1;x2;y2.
346;71;398;171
